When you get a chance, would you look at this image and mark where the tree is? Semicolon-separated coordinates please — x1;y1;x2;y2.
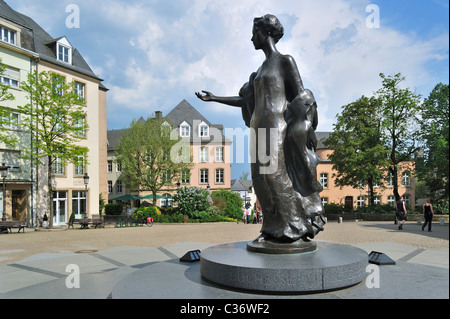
18;71;88;228
324;96;389;206
376;73;422;202
115;116;193;205
416;83;449;203
0;59;18;147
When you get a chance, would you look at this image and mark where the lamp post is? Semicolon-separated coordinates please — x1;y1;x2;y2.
1;163;10;221
83;173;89;218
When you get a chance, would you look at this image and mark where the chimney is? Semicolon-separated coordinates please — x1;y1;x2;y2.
155;111;162;119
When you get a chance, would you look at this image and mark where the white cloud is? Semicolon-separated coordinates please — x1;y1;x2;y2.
9;0;447;132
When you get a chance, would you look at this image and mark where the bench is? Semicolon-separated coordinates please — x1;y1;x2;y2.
0;221;26;233
68;217;104;229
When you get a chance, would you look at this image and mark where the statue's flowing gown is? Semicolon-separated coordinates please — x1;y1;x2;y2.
239;53;325;242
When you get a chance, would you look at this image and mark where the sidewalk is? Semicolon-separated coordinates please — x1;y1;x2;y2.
0;221;448;299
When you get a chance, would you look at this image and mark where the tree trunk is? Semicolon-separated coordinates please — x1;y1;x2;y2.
47;155;53;229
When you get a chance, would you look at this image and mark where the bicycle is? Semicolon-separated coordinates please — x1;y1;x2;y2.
138;215;154;227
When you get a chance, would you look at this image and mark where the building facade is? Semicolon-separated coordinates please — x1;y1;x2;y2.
0;0;107;226
107;100;232;207
316;132;416;209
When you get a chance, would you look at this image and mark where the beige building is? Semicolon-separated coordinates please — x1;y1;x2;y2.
0;1;107;226
316;132;416;209
107;100;232;207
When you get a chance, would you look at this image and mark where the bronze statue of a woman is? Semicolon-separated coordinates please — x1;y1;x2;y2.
196;14;325;245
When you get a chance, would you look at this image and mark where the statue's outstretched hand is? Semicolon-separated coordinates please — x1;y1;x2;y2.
195;90;215;102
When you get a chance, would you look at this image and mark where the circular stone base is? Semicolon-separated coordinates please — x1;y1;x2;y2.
200;241;368;293
247;238;317;254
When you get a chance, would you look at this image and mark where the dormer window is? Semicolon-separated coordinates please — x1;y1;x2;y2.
199;121;209;138
56;37;73;64
180;121;190;137
1;26;16;45
58;45;70;63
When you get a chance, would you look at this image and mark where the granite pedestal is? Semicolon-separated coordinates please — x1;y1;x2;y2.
200;241;368;293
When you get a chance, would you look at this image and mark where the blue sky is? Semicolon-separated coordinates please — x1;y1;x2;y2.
7;0;449;179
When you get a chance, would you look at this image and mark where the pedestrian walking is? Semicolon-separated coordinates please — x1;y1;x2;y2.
396;196;407;230
422;198;434;232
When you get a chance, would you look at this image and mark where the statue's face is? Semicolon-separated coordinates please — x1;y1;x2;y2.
251;26;265;50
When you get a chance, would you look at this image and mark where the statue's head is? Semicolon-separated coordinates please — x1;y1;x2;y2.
253;14;284;44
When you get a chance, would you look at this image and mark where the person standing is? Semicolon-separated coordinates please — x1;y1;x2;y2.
422;199;434;232
396;196;407;230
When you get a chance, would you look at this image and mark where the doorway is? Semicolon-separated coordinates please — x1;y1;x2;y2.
52;191;67;225
12;190;27;221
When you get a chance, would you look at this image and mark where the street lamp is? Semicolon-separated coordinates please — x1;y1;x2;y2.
1;163;10;221
83;173;89;218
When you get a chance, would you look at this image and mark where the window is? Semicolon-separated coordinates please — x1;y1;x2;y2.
321;197;328;206
387;172;394;187
1;26;16;45
1;66;19;88
180;121;190;137
116;162;122;172
357;196;365;207
74;155;85;176
58;44;70;63
107;160;113;172
72;191;86;216
74;82;85;102
200;147;209;163
162;170;171;183
319;173;328;188
403;194;411;206
200;169;209;184
402;172;411;187
108;181;113;193
1;111;19;130
181;169;190;184
199;122;209;137
215;147;224;162
116;181;123;193
52;157;65;175
74;116;86;137
215;168;224;184
388;195;395;207
52;74;65;96
374;196;381;205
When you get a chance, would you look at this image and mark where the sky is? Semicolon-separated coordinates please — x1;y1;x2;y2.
8;0;449;179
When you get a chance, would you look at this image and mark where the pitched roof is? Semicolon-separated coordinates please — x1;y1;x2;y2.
166;99;212;128
316;132;331;149
107;100;233;150
0;0;102;81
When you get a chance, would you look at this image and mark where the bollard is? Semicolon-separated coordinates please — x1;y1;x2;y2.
338;217;343;223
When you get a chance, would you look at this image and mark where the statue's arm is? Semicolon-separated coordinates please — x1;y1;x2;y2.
282;55;305;101
195;91;244;108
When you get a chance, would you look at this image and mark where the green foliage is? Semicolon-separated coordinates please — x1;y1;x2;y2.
356;204;395;214
173;186;212;219
323;203;344;215
18;71;89;167
104;203;123;215
434;199;449;215
325;95;389;205
211;189;244;219
0;59;18;147
17;70;89;228
115;115;193;205
376;73;422;201
416;83;449;202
